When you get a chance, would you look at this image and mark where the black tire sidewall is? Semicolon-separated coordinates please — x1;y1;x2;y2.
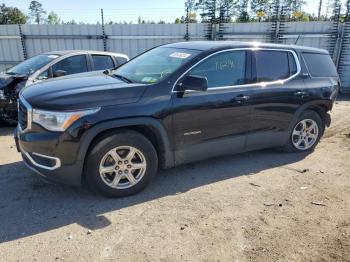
285;110;324;152
85;130;158;197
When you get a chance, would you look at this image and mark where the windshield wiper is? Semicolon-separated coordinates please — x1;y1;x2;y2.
103;69;133;83
5;72;17;75
112;74;134;83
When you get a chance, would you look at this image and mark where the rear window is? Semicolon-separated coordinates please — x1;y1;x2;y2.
255;50;294;82
302;53;337;77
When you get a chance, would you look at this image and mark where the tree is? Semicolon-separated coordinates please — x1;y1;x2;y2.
29;1;46;24
0;4;28;24
174;17;182;23
236;0;250;22
250;0;270;21
188;12;198;22
317;0;323;19
284;0;306;16
197;0;237;23
47;11;60;24
63;19;77;25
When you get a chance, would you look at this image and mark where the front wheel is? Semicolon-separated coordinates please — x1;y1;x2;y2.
283;110;324;152
85;130;158;197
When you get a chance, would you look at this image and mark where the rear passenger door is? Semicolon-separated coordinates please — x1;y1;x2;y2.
91;54;115;71
246;49;305;150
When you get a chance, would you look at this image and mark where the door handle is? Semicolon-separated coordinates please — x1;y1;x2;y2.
234;94;250;102
294;91;309;97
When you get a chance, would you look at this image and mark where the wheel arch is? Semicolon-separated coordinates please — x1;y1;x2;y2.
78;117;175;179
290;100;332;133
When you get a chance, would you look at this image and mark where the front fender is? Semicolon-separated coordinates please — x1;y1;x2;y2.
77;117;174;169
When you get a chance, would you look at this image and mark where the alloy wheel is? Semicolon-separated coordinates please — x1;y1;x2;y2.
291;118;319;150
99;146;147;189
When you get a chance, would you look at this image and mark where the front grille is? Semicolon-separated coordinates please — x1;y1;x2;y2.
18;98;28;130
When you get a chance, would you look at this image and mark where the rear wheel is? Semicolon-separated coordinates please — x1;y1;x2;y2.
85;130;158;197
283;110;324;152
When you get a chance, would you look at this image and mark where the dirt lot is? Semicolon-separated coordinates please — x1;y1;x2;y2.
0;98;349;262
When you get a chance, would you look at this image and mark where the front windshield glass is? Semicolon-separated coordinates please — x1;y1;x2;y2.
7;54;58;75
114;47;200;84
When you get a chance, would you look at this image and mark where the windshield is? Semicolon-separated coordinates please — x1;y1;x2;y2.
114;47;200;84
7;54;58;75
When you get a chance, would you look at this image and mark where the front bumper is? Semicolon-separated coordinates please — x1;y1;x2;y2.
14;126;84;186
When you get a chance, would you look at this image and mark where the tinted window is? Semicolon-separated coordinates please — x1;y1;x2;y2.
115;56;128;65
188;51;247;88
7;54;57;75
302;53;337;77
288;52;297;75
255;50;290;82
92;55;114;70
37;69;50;80
52;55;88;76
115;47;199;84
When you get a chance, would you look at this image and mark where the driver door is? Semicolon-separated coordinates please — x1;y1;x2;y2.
171;50;254;165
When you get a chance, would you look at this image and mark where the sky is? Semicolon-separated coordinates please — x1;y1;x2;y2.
1;0;334;24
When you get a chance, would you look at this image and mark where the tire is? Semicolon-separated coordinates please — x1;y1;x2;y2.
283;110;324;153
85;129;158;197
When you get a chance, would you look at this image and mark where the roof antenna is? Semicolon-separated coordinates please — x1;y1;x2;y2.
294;34;301;45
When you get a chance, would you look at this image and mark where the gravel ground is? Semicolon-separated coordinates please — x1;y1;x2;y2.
0;98;349;262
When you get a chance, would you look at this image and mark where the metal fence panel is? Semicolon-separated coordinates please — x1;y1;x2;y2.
0;22;349;91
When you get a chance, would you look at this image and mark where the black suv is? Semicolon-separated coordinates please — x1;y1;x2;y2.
14;41;339;197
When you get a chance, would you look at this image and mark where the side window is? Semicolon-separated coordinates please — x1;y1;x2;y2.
52;55;88;76
302;52;338;77
115;56;128;66
37;69;51;80
288;52;297;75
255;51;290;82
92;55;114;70
188;51;247;88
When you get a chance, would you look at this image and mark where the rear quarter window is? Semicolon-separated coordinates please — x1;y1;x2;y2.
115;56;128;66
302;53;338;77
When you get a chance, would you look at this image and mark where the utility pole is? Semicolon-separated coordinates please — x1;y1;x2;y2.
318;0;323;20
101;8;107;51
185;4;190;40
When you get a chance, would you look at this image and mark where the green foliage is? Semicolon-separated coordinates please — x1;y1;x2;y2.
0;4;28;24
29;1;46;24
250;0;271;21
47;11;60;24
174;17;182;23
236;0;250;22
197;0;238;22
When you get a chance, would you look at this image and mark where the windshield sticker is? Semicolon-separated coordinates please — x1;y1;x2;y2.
141;76;155;82
169;52;191;59
48;55;59;59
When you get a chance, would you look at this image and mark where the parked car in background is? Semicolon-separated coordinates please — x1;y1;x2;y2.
0;50;129;124
15;41;339;197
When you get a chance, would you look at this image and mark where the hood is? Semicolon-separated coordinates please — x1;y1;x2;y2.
0;73;27;96
21;72;148;111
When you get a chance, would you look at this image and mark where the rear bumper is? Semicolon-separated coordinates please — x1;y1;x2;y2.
14;127;83;186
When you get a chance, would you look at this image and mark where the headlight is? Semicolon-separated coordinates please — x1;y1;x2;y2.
0;89;5;100
32;108;100;132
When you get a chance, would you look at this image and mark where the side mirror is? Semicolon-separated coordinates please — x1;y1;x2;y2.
53;70;67;78
178;75;208;92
